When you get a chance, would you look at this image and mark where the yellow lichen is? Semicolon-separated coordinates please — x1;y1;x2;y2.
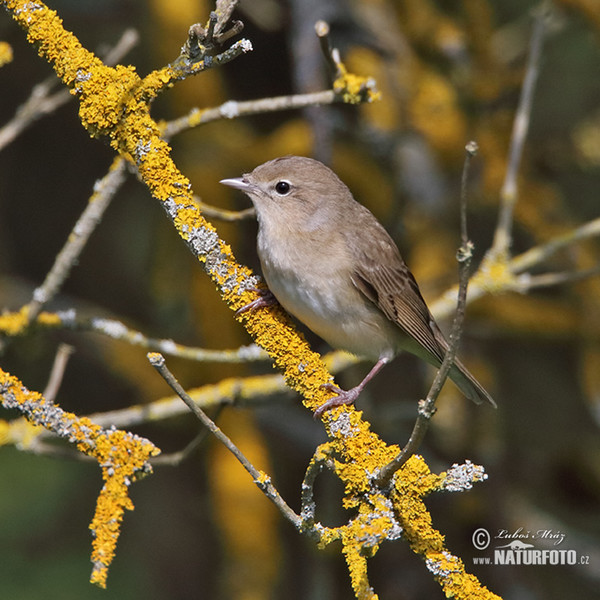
36;311;63;327
0;41;13;66
333;60;381;105
88;427;159;588
0;365;159;588
0;417;43;447
391;456;500;599
0;306;30;335
472;251;516;293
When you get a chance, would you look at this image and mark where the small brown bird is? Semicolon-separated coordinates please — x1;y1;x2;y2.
221;156;495;416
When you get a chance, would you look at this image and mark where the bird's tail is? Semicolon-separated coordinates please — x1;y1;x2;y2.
430;323;496;407
448;357;496;408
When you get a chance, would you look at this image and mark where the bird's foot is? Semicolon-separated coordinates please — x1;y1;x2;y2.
314;383;362;419
235;287;277;316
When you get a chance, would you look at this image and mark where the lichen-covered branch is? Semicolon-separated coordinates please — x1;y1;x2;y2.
0;350;359;452
392;457;500;599
0;366;159;587
0;28;139;151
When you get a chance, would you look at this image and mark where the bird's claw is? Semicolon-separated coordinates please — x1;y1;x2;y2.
314;383;361;419
235;288;277;316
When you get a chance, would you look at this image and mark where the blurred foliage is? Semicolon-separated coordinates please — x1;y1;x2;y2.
1;0;600;599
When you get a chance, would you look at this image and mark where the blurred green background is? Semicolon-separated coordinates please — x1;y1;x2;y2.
1;0;600;598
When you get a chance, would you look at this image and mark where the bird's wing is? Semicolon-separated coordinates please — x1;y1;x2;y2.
343;204;495;407
350;238;445;365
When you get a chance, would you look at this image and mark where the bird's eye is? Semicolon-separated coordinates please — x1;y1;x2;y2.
274;180;291;195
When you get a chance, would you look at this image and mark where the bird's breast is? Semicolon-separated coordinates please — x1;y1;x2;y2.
257;229;399;360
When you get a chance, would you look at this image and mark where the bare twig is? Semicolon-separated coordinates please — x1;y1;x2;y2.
151;421;221;466
376;143;478;485
510;216;600;274
516;267;600;291
315;20;340;78
43;343;74;402
491;5;549;256
193;197;256;221
100;28;140;67
162;90;337;139
214;0;241;36
57;311;270;362
24;158;128;323
147;352;302;528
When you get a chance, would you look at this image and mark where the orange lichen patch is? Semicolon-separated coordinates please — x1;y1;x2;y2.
317;479;403;598
342;539;378;599
77;63;140;136
329;414;400;499
314;451;494;598
36;311;63;326
393;456;445;553
0;366;159;588
0;309;68;337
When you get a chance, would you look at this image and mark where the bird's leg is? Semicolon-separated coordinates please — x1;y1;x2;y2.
315;356;390;418
235;287;278;316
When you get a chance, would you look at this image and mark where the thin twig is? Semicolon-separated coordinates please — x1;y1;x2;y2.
162;90;337;139
429;215;600;321
461;142;478;246
100;28;140;67
510;216;600;274
147;352;302;528
315;20;340;78
167;37;253;81
376;143;478;486
516;267;600;291
491;4;549;256
43;343;75;402
24;158;128;323
194;197;256;221
58;312;270;362
151;421;220;466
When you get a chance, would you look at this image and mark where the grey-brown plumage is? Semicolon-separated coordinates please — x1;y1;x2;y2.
221;156;495;414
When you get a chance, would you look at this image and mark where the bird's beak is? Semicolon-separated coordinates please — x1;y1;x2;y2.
220;176;251;191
